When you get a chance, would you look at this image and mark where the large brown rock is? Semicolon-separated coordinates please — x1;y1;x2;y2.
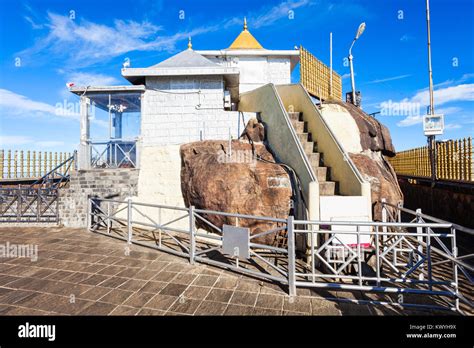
349;152;403;221
322;101;402;220
331;100;396;157
180;138;292;245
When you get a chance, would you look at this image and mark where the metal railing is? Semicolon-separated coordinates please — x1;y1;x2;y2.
89;140;137;169
88;197;472;314
388;137;473;182
88;197;289;285
0;187;58;222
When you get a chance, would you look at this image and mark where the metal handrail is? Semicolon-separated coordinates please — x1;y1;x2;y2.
379;200;474;235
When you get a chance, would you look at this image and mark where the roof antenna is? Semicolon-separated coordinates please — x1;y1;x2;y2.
187;37;192;50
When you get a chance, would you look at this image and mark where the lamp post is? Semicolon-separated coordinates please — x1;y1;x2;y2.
348;22;366;106
425;0;437;182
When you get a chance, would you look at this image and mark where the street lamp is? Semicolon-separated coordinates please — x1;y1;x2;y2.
348;22;366;106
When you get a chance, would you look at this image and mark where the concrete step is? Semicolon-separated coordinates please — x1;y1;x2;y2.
314;166;328;181
307;153;320;167
297;132;309;143
319;181;336;196
290;119;305;133
303;141;314;154
288;112;301;121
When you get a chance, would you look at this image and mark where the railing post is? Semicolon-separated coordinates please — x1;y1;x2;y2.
107;201;111;234
287;215;296;297
87;196;92;231
426;227;432;291
416;208;424;281
452;227;459;312
381;198;387;245
189;205;195;265
397;202;402;223
127;197;133;244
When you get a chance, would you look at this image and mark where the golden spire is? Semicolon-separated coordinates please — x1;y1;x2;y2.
187;37;192;50
228;17;263;50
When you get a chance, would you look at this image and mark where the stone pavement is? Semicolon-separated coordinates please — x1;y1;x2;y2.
0;226;435;316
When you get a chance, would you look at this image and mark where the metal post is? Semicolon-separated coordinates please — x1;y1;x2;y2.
287;215;296;297
426;0;437;182
375;225;380;287
426;227;432;291
127;198;132;244
381;199;387;245
107;201;111;234
329;32;333;98
416;208;424;281
87;197;92;231
357;225;362;287
452;227;459;312
349;41;356;106
189;205;195;265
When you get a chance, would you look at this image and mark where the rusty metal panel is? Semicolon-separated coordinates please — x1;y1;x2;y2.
300;46;342;101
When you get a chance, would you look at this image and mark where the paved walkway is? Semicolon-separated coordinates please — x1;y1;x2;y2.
0;226;440;316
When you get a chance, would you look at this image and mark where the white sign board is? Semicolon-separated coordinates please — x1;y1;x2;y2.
423;114;444;136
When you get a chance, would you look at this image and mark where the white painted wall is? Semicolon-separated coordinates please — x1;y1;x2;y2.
135;75;256;223
141;76;253;146
207;56;291;93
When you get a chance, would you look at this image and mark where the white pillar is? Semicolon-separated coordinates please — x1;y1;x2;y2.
78;96;91;170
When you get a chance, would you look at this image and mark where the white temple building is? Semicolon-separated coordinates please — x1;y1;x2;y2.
69;19;373;232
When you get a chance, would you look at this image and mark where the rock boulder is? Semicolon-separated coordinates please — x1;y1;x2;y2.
180;137;292;245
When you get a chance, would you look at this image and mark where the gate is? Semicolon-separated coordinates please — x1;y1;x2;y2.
0;187;58;222
88;197;472;314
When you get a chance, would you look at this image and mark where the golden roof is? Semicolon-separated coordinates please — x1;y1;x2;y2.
228;18;263;50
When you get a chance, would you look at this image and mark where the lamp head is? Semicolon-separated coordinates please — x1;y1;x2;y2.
355;22;366;40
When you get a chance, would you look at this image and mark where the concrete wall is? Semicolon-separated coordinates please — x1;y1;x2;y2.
59;168;139;227
208;56;291;93
275;84;370;199
238;83;318;220
141;76;249;146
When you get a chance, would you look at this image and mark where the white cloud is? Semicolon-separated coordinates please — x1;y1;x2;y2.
367;74;411;84
0;135;33;146
444;123;462;130
397;114;423;127
0;136;66;149
252;0;311;28
66;72;119;86
0;88;78;120
17;1;315;68
35;141;65;147
410;84;474;106
396;83;474;127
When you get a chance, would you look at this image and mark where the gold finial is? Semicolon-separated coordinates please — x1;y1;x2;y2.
243;17;248;31
187;37;192;50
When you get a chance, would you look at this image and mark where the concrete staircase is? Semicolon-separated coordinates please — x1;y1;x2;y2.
288;112;337;196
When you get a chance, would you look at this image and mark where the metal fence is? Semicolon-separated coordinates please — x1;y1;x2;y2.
0;187;58;222
88;197;473;314
0;150;73;180
90;140;137;169
388;137;473;182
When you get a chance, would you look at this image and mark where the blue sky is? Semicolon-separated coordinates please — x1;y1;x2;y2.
0;0;472;153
